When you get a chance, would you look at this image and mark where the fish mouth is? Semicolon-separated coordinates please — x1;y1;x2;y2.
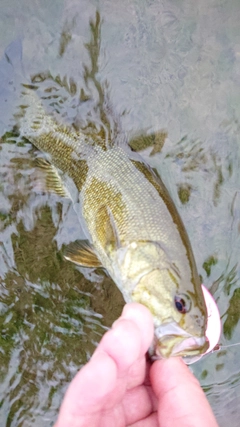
150;322;209;361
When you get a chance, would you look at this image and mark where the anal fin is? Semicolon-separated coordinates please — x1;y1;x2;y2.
34;157;70;198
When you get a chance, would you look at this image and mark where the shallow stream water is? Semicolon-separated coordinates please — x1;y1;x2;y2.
0;1;240;426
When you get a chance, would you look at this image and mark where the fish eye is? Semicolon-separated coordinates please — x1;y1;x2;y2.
174;294;191;314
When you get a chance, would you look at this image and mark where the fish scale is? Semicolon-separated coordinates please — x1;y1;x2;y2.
84;147;186;252
17;87;209;360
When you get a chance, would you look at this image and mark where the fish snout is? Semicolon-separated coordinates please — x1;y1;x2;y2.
150;322;209;360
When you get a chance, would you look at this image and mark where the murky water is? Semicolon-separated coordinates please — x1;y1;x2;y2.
0;0;240;425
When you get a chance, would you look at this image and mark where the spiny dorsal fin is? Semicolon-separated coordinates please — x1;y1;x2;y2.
34;157;70;198
64;240;102;268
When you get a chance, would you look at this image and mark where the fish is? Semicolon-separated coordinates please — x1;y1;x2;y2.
16;86;209;361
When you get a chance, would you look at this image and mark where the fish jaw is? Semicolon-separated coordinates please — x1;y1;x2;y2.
149;321;209;360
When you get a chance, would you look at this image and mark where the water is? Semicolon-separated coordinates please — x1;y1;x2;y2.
0;0;240;425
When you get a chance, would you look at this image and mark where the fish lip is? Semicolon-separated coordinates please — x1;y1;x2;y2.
154;321;202;339
152;322;209;360
170;335;208;357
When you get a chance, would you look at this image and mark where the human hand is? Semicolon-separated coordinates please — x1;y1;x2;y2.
54;303;219;427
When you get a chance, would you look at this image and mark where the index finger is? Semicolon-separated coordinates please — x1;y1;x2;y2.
150;358;219;427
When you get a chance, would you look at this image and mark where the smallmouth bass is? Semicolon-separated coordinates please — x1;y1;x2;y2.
17;87;209;361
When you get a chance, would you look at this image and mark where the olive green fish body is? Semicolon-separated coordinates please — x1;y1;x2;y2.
18;88;208;360
82;148;197;293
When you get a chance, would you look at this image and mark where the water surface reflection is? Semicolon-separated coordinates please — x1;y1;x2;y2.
0;1;240;426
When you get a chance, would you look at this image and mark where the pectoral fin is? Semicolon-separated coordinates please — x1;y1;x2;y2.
64;240;102;267
95;204;121;254
34;158;70;197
